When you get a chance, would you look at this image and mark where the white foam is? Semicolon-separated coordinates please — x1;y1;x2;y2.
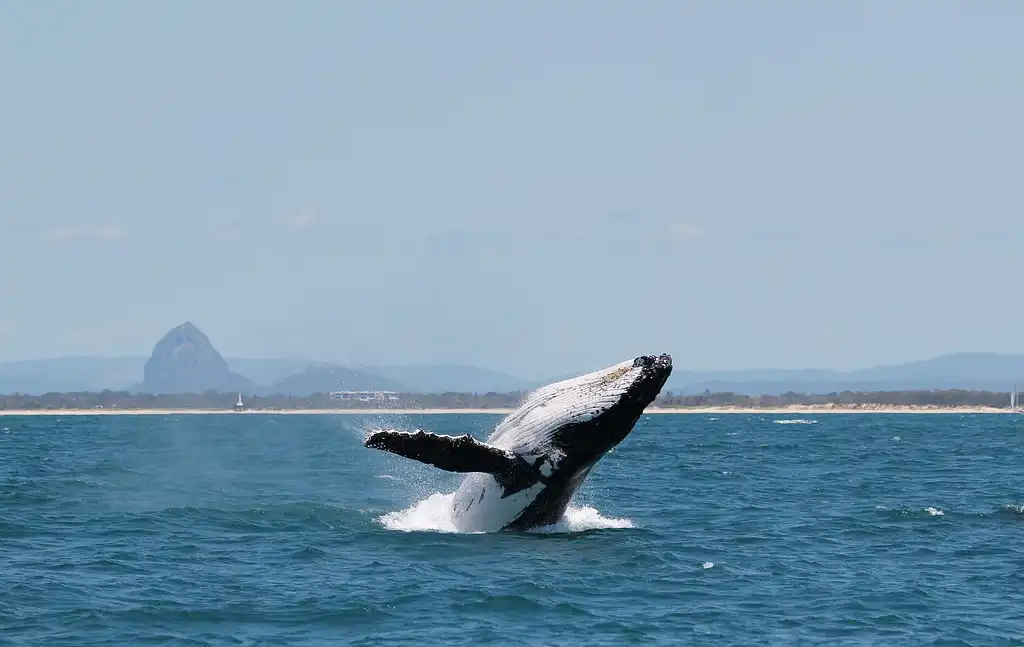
702;561;715;569
925;507;944;516
378;493;463;533
376;492;633;534
532;505;634;533
773;419;817;425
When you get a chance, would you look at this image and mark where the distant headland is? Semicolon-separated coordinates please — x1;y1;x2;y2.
1;322;1023;415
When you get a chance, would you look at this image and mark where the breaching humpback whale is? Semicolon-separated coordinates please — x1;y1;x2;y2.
364;353;672;532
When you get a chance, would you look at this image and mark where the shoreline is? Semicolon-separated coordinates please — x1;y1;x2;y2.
0;405;1016;416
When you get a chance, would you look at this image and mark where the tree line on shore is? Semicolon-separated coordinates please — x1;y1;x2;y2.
0;388;1017;410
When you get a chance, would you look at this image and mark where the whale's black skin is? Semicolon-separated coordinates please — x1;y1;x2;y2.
364;353;673;532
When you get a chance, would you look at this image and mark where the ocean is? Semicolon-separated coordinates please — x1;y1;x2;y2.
2;412;1023;646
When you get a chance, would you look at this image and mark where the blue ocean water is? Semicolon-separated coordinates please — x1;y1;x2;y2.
2;413;1024;646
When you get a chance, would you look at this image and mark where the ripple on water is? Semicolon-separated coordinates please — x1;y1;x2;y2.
2;413;1024;645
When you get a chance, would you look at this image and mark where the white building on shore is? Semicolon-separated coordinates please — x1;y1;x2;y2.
329;390;400;402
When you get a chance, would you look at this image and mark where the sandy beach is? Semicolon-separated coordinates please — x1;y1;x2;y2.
0;405;1013;416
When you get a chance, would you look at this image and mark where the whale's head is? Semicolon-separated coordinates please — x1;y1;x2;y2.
490;353;673;466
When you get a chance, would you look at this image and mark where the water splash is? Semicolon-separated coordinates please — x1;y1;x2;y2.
773;419;818;425
378;493;462;533
533;505;634;533
377;492;633;534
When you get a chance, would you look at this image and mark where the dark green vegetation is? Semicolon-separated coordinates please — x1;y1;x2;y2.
0;388;1016;411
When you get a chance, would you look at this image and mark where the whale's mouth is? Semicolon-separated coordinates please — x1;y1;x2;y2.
631;353;673;391
618;353;672;413
633;353;672;371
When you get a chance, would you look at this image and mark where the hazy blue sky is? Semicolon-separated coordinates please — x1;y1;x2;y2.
2;2;1022;379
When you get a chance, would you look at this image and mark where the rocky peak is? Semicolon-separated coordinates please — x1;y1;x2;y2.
139;322;255;394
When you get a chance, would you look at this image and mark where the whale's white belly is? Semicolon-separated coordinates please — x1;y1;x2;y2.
450;472;547;533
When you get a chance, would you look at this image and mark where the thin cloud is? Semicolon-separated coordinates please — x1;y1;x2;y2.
667;222;705;241
814;324;849;340
42;227;79;242
285;209;316;229
42;225;126;242
207;216;241;240
95;225;125;240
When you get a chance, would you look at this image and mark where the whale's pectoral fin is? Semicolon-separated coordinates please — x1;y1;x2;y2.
364;429;535;490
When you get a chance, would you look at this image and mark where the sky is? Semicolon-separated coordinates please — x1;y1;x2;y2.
1;2;1023;380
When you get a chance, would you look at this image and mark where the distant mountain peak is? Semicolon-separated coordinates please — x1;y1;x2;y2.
139;322;254;395
4;349;1024;397
162;321;204;341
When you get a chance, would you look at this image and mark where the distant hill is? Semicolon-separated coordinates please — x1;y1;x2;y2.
846;352;1024;382
0;323;417;396
137;322;256;394
224;358;321;387
3;345;1024;397
0;356;373;394
0;357;145;394
356;364;531;394
660;352;1024;395
266;364;406;396
519;353;1024;397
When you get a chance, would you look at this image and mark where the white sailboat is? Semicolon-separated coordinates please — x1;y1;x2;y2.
1012;383;1022;414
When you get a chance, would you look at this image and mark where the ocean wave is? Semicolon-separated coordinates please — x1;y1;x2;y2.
8;411;1024;645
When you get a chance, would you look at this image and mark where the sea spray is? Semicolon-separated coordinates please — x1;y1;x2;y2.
377;492;633;534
